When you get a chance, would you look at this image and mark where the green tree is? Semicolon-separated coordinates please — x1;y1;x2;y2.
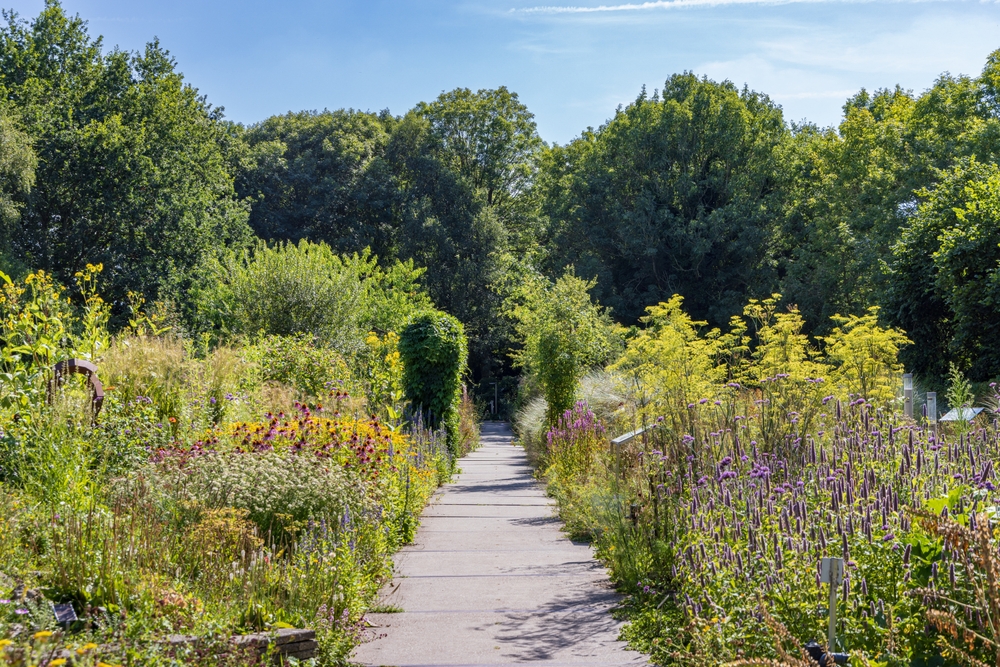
237;109;397;255
885;158;1000;380
416;86;544;253
386;111;514;380
0;1;250;318
540;75;787;328
777;88;915;330
781;52;1000;343
235;88;543;382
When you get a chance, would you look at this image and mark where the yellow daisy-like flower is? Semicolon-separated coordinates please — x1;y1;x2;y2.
77;643;99;654
32;631;54;640
0;638;12;648
50;659;67;666
97;662;122;667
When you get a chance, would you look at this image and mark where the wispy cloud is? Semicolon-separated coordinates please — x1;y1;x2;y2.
513;0;932;13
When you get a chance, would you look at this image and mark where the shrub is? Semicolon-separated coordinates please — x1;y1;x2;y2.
159;451;370;539
245;334;352;400
455;385;480;457
398;311;467;437
201;240;367;354
509;268;620;426
195;241;432;357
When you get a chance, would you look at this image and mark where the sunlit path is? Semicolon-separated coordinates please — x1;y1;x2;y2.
352;422;648;667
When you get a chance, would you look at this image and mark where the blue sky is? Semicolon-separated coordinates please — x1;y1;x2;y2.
5;0;1000;144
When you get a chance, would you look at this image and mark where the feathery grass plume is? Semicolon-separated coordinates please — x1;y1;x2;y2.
910;509;1000;667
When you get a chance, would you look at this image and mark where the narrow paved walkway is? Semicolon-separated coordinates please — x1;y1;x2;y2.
352;422;649;667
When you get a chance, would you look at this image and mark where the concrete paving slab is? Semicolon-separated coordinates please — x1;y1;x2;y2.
393;549;601;577
352;423;648;667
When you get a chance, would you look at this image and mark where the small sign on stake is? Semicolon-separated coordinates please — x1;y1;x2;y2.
53;602;78;628
820;557;844;651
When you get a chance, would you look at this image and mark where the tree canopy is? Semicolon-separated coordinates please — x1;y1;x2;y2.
4;1;1000;390
0;2;251;319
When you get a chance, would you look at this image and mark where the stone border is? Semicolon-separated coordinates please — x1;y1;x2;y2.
169;628;318;661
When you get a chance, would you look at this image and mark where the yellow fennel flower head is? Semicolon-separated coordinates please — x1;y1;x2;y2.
32;630;54;640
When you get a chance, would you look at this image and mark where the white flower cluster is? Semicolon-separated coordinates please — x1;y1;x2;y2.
175;452;371;532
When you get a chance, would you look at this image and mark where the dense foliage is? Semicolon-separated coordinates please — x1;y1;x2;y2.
514;293;1000;666
0;2;251;316
398;311;468;439
0;257;475;664
538;76;786;325
0;3;997;392
4;2;1000;664
509;268;620;425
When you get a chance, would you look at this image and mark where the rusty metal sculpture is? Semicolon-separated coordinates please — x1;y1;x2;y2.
48;359;105;422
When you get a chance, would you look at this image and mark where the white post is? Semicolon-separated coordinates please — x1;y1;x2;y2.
821;557;844;651
903;373;913;420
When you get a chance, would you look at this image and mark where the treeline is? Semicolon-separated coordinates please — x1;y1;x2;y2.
1;2;999;388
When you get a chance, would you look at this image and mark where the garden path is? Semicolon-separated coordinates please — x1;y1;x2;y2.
352;422;649;667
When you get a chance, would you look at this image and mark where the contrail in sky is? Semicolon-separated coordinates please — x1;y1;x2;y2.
514;0;933;12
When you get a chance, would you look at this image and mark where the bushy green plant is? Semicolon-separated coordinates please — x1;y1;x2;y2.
398;311;467;437
195;241;432;359
509;268;620;426
158;451;371;539
245;334;352;401
199;240;367;354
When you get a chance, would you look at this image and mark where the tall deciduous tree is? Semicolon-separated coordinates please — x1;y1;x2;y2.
776;88;915;330
885;158;1000;381
237;109;397;255
0;1;250;316
416;86;544;254
540;75;787;328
